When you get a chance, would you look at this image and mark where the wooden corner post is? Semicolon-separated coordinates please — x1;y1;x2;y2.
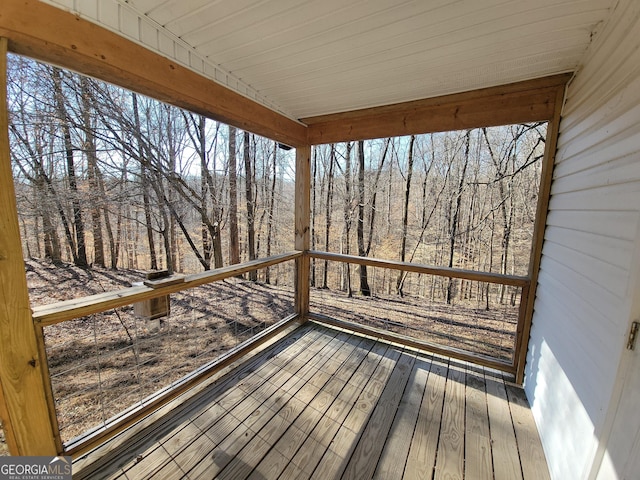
515;83;566;384
295;145;311;318
0;38;58;455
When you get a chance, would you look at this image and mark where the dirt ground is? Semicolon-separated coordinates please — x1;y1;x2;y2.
0;258;518;453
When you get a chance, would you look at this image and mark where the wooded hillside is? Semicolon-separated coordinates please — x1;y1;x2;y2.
8;55;545;304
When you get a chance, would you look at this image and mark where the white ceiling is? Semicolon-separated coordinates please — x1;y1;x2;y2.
41;0;614;121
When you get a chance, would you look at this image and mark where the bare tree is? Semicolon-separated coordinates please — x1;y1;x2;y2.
446;131;470;304
52;67;88;268
265;142;277;284
341;142;353;297
396;135;415;296
228;125;240;266
131;92;158;270
244;131;257;280
356;140;371;296
323;144;336;289
79;77;105;267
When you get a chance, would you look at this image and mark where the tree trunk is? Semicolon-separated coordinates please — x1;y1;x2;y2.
310;146;316;287
40;182;61;263
99;164;117;269
322;144;336;289
166;108;179;272
365;138;390;256
244;131;257;280
211;222;223;268
132;93;158;270
80;78;105;267
198;116;211;270
53;68;88;268
396;135;416;296
228;125;241;266
342;142;353;297
483;127;515;304
446;131;470;304
184;113;223;270
265;142;277;284
356;140;371;296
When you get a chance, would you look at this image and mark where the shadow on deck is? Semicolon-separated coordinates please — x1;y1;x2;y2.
73;320;549;480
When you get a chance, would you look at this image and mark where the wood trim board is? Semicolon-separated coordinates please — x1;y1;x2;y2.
303;75;571;144
0;36;58;455
308;250;530;287
32;251;302;326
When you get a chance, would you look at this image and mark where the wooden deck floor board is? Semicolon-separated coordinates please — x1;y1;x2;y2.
245;334;368;479
341;350;417;480
403;356;449;480
74;321;549;480
434;361;466;480
310;345;403;479
191;329;367;480
373;355;432;479
504;382;551;480
465;363;493;480
283;341;391;480
486;368;524;480
154;329;337;479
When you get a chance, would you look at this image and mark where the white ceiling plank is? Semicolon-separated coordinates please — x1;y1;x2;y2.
213;0;495;71
267;35;587;103
41;0;616;120
140;19;160;50
182;0;316;48
161;0;266;36
192;0;422;57
135;0;214;25
283;50;584;117
230;3;606;84
97;0;121;31
119;5;141;41
78;0;99;19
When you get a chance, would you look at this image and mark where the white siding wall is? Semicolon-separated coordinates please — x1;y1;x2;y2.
525;0;640;479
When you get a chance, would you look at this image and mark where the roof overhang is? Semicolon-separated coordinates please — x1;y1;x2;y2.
1;0;580;146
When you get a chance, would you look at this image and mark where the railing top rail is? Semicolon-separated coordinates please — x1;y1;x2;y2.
307;250;529;287
32;251;302;326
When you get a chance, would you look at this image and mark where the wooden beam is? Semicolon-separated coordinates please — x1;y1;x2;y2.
515;84;566;384
307;250;529;287
295;146;311;316
33;251;302;326
0;0;307;148
0;37;58;455
303;75;572;144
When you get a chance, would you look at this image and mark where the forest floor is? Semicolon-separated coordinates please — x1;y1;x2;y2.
0;258;518;454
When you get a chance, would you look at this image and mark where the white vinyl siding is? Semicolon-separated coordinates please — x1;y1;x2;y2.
525;0;640;479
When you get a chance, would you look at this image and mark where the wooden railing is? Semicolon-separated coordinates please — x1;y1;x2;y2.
31;249;532;457
307;251;531;372
33;251;303;326
32;252;302;456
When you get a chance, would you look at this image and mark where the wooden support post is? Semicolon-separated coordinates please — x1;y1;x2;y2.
515;84;566;384
295;145;311;318
0;37;58;455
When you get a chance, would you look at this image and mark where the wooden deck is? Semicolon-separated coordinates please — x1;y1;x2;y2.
74;321;549;480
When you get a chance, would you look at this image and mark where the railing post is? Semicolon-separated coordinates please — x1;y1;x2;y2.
0;37;58;455
515;84;565;384
295;145;311;318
